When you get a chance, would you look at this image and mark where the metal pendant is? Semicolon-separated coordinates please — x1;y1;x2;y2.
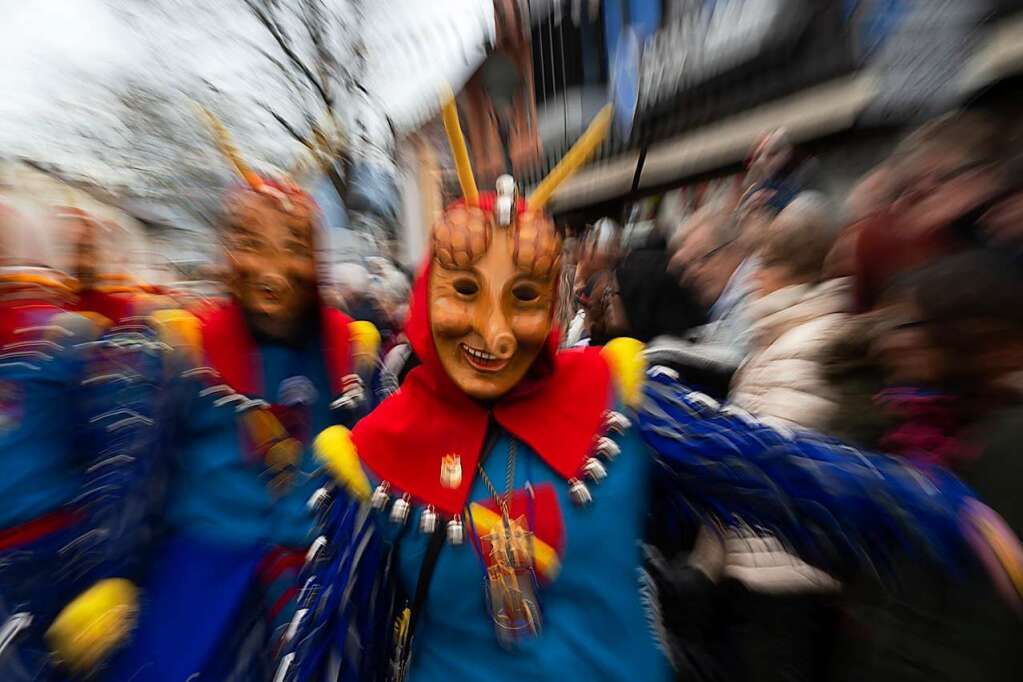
582;457;607;483
595;436;621;460
440;454;462;489
568;478;592;506
390;494;411;525
371;481;391;510
447;516;465;545
420;505;438;535
483;515;543;648
604;410;632;434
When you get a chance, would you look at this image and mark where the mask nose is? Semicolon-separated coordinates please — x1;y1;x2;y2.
483;308;517;361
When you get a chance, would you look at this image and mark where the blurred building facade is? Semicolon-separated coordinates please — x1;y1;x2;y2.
517;0;1023;229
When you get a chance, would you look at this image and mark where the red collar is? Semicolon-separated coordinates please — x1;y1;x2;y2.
352;261;612;516
0;300;65;346
72;288;135;326
198;301;353;397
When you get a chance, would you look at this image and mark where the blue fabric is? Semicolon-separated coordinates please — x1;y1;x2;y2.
104;535;266;682
383;427;671;682
166;338;336;548
0;310;90;528
639;371;980;579
0;521;98;682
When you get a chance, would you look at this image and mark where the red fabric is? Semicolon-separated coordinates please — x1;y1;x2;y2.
0;508;83;550
73;289;135;326
197;301;353;397
477;483;565;556
852;209;964;312
0;300;65;346
352;259;612;516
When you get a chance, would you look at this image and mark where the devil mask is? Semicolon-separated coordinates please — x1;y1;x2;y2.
428;191;561;400
223;185;318;342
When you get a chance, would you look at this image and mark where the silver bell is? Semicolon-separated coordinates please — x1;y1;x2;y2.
604;411;632;434
420;505;438;534
371;482;390;510
582;457;607;483
569;478;592;506
447;516;465;545
390;494;411;525
307;487;330;512
305;535;327;566
595;436;621;460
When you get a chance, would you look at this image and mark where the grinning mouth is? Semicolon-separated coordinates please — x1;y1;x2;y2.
460;343;509;373
256;281;283;303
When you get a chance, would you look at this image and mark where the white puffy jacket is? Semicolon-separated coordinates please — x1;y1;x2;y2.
729;278;852;433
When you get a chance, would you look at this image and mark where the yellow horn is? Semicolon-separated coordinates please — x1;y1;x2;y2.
528;104;613;212
440;89;479;206
196;104;264;192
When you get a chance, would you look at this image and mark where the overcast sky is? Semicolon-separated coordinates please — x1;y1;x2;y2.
0;0;494;198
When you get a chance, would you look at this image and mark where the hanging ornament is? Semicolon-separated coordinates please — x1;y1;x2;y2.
371;481;391;510
595;436;621;460
440;454;463;489
582;457;607;483
306;487;330;512
420;505;439;534
569;478;592;505
390;494;411;525
447;516;465;545
604;411;631;434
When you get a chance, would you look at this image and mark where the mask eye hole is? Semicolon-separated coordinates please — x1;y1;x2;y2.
512;283;540;302
453;277;479;297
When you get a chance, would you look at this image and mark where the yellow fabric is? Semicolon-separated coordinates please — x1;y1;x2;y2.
152;308;202;365
601;337;646;408
46;578;138;673
0;273;73;293
975;511;1023;598
468;503;561;581
348;320;381;371
315;425;371;501
74;311;112;332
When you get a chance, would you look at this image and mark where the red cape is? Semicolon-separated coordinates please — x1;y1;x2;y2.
197;301;353;398
352;259;612;517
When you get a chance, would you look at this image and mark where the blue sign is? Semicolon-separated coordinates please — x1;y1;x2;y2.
610;27;640;139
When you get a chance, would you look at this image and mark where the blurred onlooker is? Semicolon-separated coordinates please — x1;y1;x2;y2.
854;111;1004;310
831;250;1023;682
572;218;621;346
730;193;852;432
599;216;705;346
666;204;756;365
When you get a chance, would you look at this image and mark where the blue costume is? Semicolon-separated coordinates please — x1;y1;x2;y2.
105;302;373;682
0;291;164;680
282;348;1023;682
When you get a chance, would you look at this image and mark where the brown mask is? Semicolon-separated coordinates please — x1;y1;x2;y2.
429;203;561;401
223;189;318;341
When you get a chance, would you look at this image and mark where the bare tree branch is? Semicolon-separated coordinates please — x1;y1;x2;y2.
242;0;334;113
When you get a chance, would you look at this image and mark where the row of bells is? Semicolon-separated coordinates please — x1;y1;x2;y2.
367;410;632;544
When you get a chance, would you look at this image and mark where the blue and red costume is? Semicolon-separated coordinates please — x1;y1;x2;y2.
105;300;372;681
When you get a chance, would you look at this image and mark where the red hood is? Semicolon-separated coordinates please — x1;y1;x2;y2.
353;242;612;516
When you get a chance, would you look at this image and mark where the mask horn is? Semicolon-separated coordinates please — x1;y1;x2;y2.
440;88;479;207
196;104;265;192
527;104;613;213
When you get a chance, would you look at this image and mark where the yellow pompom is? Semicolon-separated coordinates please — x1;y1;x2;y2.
601;337;646;408
152;308;202;365
348;320;381;371
46;578;139;673
314;425;371;501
